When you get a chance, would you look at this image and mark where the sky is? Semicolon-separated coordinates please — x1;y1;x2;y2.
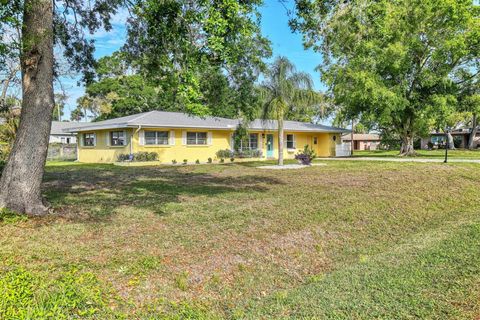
59;1;325;121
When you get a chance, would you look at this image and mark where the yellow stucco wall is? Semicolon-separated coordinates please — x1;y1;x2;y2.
133;128;231;163
77;128;341;163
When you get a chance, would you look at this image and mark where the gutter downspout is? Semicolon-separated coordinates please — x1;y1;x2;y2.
132;125;142;155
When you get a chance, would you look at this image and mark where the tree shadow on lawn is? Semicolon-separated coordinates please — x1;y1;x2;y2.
42;165;283;222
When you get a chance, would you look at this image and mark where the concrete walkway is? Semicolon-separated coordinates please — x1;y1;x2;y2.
317;157;480;163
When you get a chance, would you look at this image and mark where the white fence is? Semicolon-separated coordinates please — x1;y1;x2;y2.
335;143;351;157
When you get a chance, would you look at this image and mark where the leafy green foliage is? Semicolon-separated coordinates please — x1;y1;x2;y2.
0;267;105;319
291;0;480;153
260;56;320;164
235;149;262;159
215;148;262;160
216;149;234;160
233;124;249;151
117;152;158;162
0;110;19;161
0;207;27;224
123;0;271;119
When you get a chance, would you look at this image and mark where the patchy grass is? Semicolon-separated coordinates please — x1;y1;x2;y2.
1;160;480;318
352;149;480;158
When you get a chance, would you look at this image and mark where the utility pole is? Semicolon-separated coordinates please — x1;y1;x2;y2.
351;119;355;156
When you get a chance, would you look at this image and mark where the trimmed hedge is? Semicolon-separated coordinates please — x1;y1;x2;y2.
216;149;262;160
117;152;158;162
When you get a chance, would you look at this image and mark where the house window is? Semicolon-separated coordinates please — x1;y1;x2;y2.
235;133;258;150
249;133;258;150
145;131;169;145
83;133;95;146
313;137;318;145
66;137;70;144
431;136;445;144
286;134;295;149
187;132;207;145
110;131;126;146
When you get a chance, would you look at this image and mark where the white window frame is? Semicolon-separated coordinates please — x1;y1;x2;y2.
110;131;127;146
286;134;296;150
145;131;169;145
83;133;96;147
186;132;208;145
236;133;259;151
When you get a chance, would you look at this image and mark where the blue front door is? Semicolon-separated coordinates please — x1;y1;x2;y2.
266;134;274;158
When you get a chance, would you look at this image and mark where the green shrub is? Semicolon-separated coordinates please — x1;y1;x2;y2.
172;159;177;164
133;151;158;162
183;159;188;165
216;149;262;160
220;158;225;163
295;145;317;165
195;159;200;164
117;152;158;162
230;157;235;162
207;157;213;163
216;149;233;159
0;160;5;174
235;149;262;158
117;154;131;162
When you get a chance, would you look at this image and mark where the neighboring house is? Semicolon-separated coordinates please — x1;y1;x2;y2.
342;133;381;151
64;110;349;163
50;121;80;144
420;129;480;149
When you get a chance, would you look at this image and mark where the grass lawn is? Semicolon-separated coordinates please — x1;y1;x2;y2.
352;149;480;159
1;160;480;318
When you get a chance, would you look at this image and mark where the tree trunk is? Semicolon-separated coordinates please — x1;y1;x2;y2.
278;118;284;166
447;132;455;150
468;114;477;150
399;134;416;156
0;0;54;215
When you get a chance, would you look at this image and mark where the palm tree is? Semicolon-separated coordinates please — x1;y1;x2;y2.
260;56;319;165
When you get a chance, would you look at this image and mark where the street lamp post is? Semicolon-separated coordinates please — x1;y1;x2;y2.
444;129;449;163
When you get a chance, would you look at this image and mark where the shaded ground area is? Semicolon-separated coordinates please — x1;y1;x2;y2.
1;160;480;318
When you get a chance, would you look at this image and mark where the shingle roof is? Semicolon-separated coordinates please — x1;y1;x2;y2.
50;121;88;135
63;110;349;133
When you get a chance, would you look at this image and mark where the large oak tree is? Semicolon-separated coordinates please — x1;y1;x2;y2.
0;0;123;214
0;0;270;215
291;0;480;155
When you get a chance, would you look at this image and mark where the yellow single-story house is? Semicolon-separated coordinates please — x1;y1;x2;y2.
64;111;349;163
